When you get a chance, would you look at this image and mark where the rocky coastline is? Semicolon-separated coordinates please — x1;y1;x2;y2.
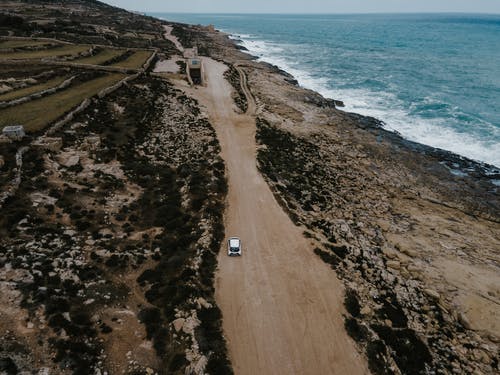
0;1;498;374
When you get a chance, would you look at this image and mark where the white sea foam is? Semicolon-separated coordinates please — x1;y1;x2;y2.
234;34;500;167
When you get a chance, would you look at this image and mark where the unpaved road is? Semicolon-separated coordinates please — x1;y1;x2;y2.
184;58;369;375
163;25;184;53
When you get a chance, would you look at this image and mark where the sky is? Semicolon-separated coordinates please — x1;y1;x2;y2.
103;0;500;14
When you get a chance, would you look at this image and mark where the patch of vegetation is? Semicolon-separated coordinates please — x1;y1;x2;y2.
0;74;71;102
223;63;247;113
344;288;361;317
110;50;153;69
256;118;331;215
171;24;212;56
72;47;126;66
0;39;56;50
196;307;233;375
0;44;90;60
344;317;369;343
0;72;126;132
176;60;186;74
372;325;432;374
79;76;230;373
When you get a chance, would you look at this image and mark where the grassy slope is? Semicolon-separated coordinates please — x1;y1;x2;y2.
73;48;126;65
0;40;55;49
0;44;89;59
0;73;126;132
111;50;152;69
0;74;70;102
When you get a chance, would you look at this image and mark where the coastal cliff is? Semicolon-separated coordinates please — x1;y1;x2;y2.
0;1;498;375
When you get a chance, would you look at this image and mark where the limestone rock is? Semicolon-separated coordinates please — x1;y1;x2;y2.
360;306;372;316
30;192;58;207
459;312;473;330
57;153;80;168
382;246;399;259
401;247;418;257
386;260;401;270
172;318;185;332
82;135;101;151
182;315;200;335
32;137;63;152
196;297;212;309
424;289;441;301
186;355;208;375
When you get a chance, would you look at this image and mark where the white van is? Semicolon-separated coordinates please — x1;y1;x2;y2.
228;237;242;256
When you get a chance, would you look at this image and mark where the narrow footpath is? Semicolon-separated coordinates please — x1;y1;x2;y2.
183;58;369;375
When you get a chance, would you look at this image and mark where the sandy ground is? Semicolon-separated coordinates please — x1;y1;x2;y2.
153;55;181;74
182;58;369;375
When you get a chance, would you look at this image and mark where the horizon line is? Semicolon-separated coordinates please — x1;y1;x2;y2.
144;11;500;16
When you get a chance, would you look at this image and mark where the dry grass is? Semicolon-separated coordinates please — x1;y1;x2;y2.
0;40;57;49
0;75;70;102
111;50;152;69
0;73;126;132
0;44;90;60
73;48;127;66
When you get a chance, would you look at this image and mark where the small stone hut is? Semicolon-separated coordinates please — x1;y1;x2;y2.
2;125;25;141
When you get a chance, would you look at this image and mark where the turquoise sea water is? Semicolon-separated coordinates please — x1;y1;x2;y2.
151;13;500;167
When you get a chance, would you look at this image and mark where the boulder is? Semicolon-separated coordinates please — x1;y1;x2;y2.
424;289;441;301
386;260;401;270
459;311;473;330
182;315;200;335
401;247;418;258
82;135;101;151
382;246;399;259
360;306;372;316
32;137;63;152
172;318;185;332
30;192;58;207
57;153;80;168
196;297;212;310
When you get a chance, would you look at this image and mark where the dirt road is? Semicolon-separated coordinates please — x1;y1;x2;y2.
163;25;184;53
184;58;369;375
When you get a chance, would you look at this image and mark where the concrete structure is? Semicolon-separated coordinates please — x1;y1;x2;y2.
2;125;25;141
183;47;204;85
187;57;204;85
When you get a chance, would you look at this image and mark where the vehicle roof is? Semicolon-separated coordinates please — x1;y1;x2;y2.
229;238;240;247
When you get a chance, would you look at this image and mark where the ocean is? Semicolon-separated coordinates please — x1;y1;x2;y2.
150;13;500;167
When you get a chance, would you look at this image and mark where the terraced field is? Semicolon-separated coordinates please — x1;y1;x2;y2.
0;39;56;49
0;44;90;60
111;50;153;69
0;74;71;102
0;73;126;132
73;48;127;65
0;37;157;134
